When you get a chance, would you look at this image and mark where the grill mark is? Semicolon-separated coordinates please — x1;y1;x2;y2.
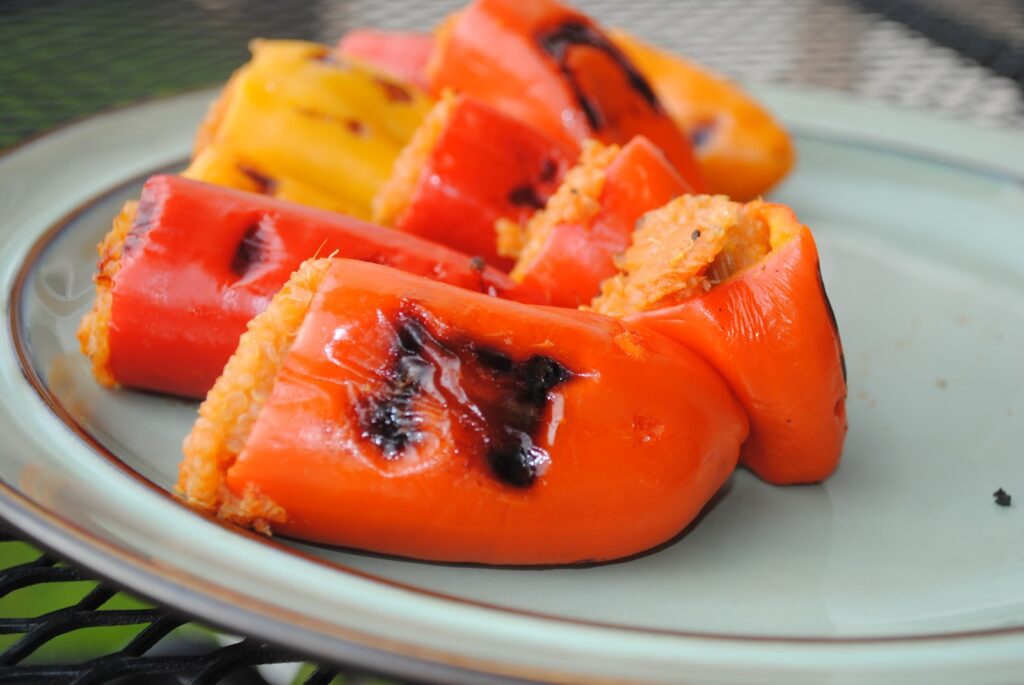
237;165;277;195
537;20;662;131
356;308;575;487
231;222;268;277
374;76;413;103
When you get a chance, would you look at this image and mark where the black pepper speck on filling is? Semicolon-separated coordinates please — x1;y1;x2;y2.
994;488;1012;507
537;20;662;131
356;309;575;487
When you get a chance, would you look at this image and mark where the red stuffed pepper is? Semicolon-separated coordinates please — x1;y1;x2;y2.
373;93;574;269
426;0;705;189
504;136;691;307
180;258;748;564
78;175;535;399
593;196;848;485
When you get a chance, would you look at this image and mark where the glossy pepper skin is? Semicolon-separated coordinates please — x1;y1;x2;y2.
336;28;794;199
337;29;434;90
375;94;574;270
187;39;433;220
610;32;795;201
512;136;690;307
89;175;534;399
628;206;847;485
209;259;748;564
426;0;705;189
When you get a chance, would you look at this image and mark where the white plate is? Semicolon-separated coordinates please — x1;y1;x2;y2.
0;87;1022;684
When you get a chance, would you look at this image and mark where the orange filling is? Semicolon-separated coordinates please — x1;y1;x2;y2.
591;195;792;316
500;139;618;266
178;258;332;533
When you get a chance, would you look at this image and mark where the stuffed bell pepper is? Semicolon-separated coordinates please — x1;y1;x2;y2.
179;258;748;564
78;175;534;399
592;196;848;484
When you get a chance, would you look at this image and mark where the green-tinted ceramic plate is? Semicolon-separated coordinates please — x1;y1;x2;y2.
0;88;1022;684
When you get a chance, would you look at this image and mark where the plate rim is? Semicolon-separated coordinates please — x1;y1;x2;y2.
2;86;1023;684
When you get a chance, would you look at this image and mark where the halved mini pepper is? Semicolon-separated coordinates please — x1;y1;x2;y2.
180;258;748;564
504;137;690;307
187;39;433;219
592;196;847;484
77;175;534;399
426;0;705;189
373;93;574;269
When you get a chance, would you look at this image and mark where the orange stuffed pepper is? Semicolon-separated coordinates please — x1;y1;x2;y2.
427;0;705;190
78;175;534;399
504;137;691;307
593;196;847;484
180;258;748;564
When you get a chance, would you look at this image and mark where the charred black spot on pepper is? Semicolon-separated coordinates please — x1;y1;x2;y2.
815;262;847;382
537;20;662;131
357;307;575;487
488;439;544;489
295;107;369;137
312;48;338;64
994;488;1012;506
517;355;574;405
508;184;547;210
468;256;487;273
375;76;413;103
690;120;716;149
539;157;559;183
230;222;270;277
237;165;278;195
357;315;430;459
474;346;514;373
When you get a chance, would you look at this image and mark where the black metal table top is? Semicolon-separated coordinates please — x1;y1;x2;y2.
1;1;1022;683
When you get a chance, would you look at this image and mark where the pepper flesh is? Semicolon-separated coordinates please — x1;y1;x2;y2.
426;0;705;190
186;39;433;219
180;258;749;564
373;93;574;269
610;32;796;200
508;136;690;307
593;196;847;484
77;175;535;399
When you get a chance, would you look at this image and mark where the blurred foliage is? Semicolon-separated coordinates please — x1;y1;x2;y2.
0;0;319;148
